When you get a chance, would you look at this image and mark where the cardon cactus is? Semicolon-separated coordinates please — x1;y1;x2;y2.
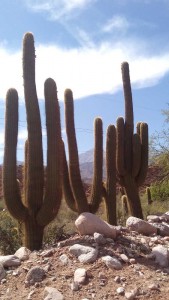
63;89;103;214
104;125;117;225
3;33;62;250
116;62;148;219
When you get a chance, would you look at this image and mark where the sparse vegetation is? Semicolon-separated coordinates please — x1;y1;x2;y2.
0;209;22;254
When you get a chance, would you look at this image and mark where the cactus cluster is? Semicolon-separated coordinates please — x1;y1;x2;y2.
3;33;62;250
3;33;149;251
116;62;148;219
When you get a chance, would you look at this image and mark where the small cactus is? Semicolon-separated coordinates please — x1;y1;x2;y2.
146;187;152;205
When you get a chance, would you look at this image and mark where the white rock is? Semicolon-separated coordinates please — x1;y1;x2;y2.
147;215;161;223
125;291;136;300
152;245;169;267
44;287;64;300
0;263;6;281
129;258;136;264
74;268;87;284
0;255;21;267
126;217;157;235
15;247;31;261
69;244;98;263
59;254;70;265
120;254;129;263
102;256;122;270
27;290;35;299
117;287;125;295
75;212;117;238
93;232;106;244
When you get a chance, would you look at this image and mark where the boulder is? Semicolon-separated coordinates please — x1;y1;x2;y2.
126;217;157;235
15;247;31;261
75;212;117;238
0;255;21;267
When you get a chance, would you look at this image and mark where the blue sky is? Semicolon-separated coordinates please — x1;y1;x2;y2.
0;0;169;162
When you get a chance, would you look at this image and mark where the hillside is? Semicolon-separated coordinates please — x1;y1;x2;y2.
0;149;162;200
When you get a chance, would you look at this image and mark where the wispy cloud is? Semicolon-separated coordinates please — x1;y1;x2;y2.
0;38;169;101
102;16;130;33
25;0;96;20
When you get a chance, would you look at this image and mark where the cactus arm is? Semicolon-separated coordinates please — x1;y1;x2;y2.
37;78;62;226
64;89;88;213
136;122;148;186
121;62;134;173
23;32;44;214
116;117;126;176
89;117;103;213
105;125;117;225
3;89;28;221
62;140;78;212
132;133;141;177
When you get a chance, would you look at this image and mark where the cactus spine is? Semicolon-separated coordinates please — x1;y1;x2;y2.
3;33;62;250
116;62;148;219
63;89;103;214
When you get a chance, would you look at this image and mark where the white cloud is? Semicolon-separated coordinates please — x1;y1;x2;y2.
0;131;4;146
102;16;130;33
0;39;169;101
18;129;28;141
25;0;95;20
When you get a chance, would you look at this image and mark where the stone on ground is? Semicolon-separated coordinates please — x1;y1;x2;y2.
126;216;157;235
75;212;117;238
102;255;122;270
69;244;98;263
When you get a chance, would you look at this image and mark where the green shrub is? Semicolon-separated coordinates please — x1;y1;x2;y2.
151;180;169;201
0;210;22;254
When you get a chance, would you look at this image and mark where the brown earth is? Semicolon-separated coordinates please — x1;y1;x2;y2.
0;229;169;300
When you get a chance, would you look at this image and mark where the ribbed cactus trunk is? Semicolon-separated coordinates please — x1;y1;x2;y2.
104;125;117;225
3;33;62;250
116;62;148;219
63;89;103;214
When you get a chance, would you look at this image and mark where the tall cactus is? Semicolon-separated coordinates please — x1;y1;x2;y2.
104;125;117;225
3;33;62;250
63;89;103;214
116;62;148;219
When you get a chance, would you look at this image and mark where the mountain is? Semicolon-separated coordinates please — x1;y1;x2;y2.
79;149;106;183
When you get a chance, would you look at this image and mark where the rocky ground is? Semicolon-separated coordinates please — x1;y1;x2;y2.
0;213;169;300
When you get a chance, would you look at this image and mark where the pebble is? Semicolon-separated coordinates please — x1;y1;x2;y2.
116;287;125;295
114;276;121;283
70;281;79;291
129;258;136;264
120;253;129;263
